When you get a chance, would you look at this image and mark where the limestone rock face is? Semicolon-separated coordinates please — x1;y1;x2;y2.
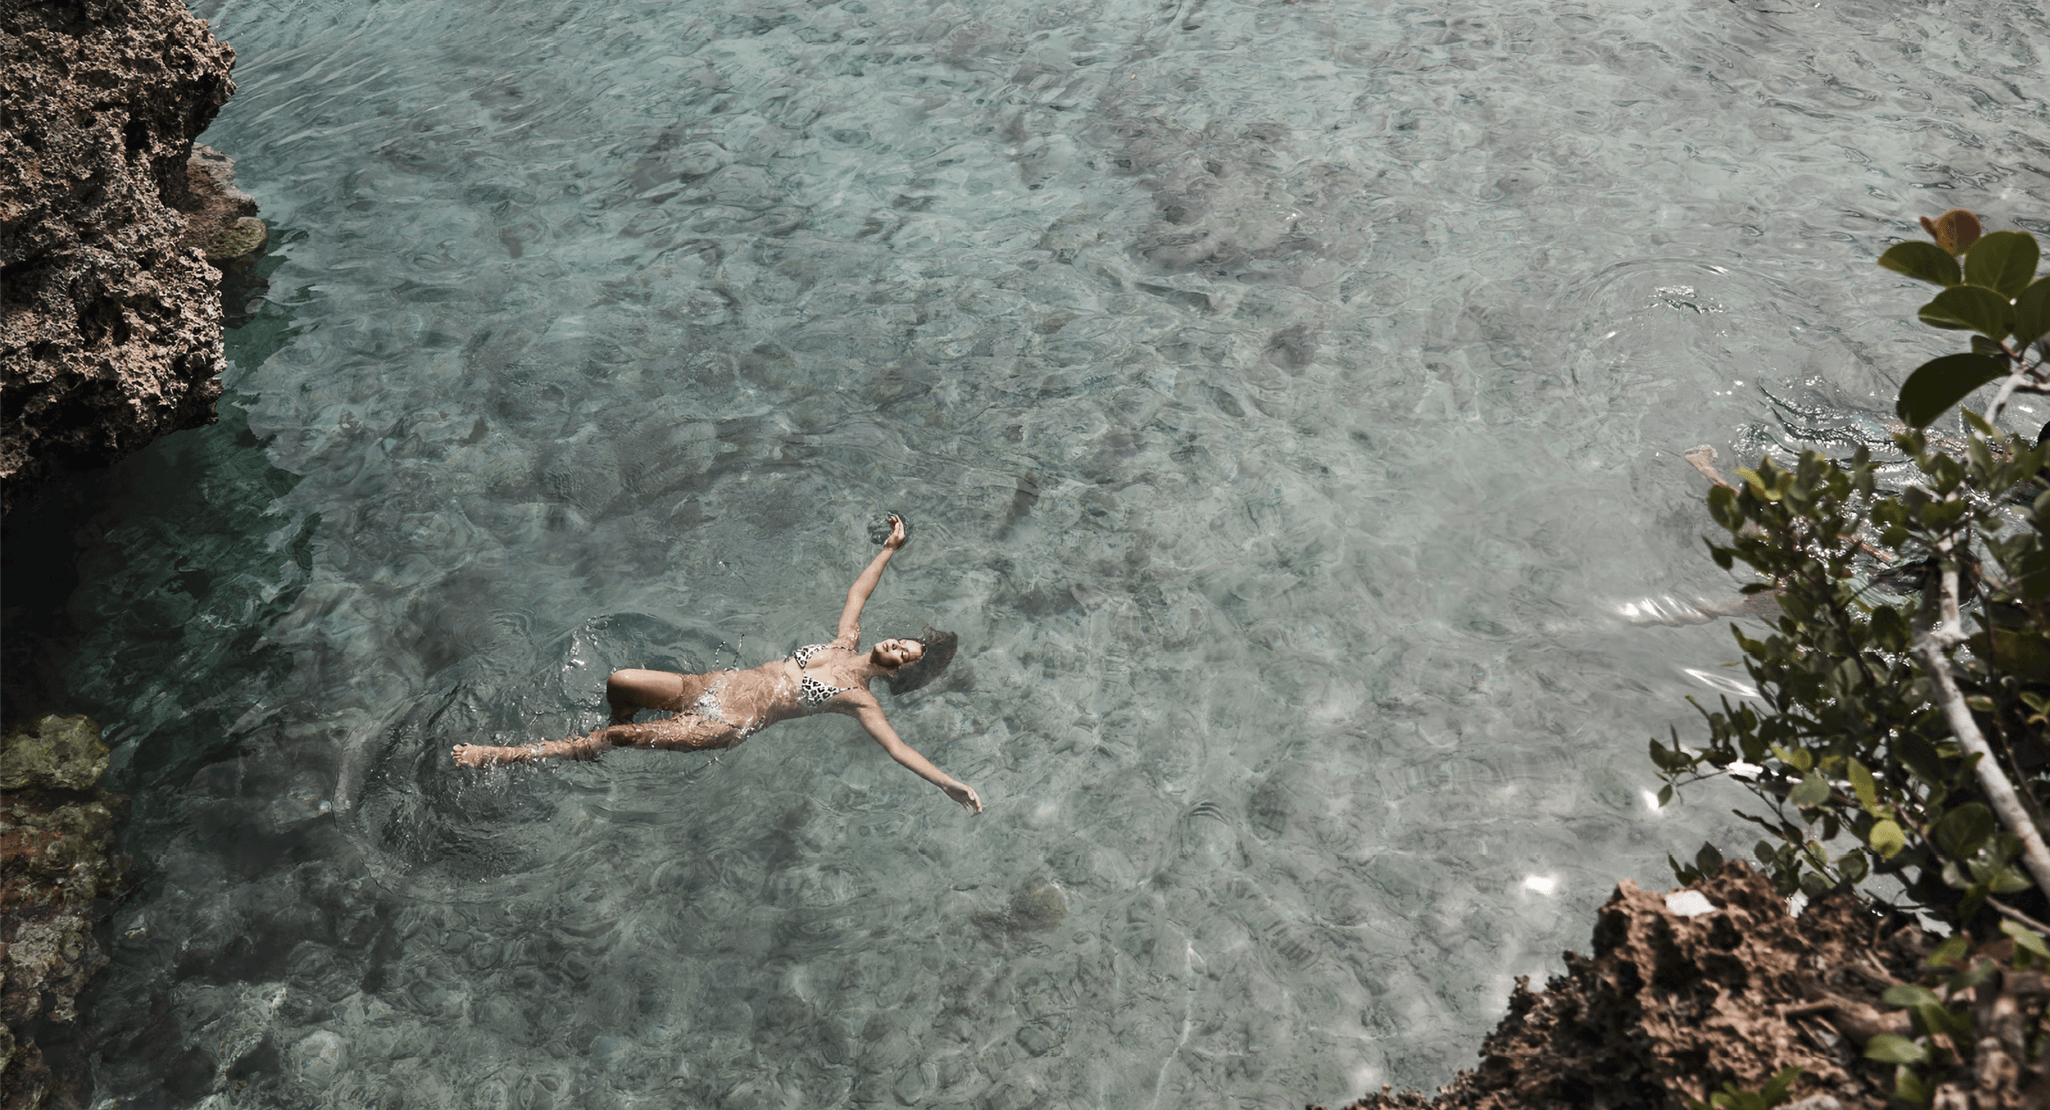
0;715;129;1110
0;0;239;514
1312;863;2050;1110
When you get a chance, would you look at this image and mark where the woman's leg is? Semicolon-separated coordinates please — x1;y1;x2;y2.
605;668;705;723
453;732;615;766
452;715;736;767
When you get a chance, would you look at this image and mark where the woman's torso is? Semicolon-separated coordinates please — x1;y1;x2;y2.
694;645;867;735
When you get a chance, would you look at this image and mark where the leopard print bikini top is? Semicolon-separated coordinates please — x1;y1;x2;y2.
789;643;855;710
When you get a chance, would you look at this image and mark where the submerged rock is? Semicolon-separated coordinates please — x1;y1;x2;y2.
0;0;243;514
182;144;266;269
201;215;268;265
0;715;130;1110
1311;863;2050;1110
0;715;108;794
1008;877;1069;931
974;875;1070;937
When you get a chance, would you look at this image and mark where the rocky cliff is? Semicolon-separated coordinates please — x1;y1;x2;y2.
2;3;252;1106
0;0;243;515
1311;864;2049;1110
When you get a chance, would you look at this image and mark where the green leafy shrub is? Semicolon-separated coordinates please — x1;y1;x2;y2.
1656;214;2050;931
1654;212;2050;1105
1877;211;2050;428
1860;921;2050;1104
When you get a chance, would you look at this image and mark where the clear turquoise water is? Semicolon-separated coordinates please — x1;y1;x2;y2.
63;0;2050;1106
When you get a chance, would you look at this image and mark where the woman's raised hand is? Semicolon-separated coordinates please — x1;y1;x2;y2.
944;780;982;814
883;513;908;551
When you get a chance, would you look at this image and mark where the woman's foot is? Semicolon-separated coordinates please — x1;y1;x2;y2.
452;743;517;767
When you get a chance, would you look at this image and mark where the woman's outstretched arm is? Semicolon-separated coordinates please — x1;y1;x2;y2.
835;514;907;647
852;702;981;813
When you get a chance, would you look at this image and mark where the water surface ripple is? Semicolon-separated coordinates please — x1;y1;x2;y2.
64;0;2050;1105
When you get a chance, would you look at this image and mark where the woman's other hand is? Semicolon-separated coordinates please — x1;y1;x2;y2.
883;513;908;551
944;780;982;814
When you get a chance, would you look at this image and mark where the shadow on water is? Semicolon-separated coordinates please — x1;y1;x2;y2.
2;250;313;803
38;226;317;806
2;466;119;727
17;231;344;1110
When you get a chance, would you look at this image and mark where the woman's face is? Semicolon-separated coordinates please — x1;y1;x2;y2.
871;639;924;668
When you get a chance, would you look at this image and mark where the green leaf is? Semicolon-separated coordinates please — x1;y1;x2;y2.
1650;738;1674;770
2002;921;2050;967
1912;1001;1968;1037
1919;284;2014;337
1657;783;1674;807
1788;770;1830;808
1847;757;1878;814
1761;1065;1803;1105
1963;230;2040;298
1838;848;1869;884
1883;983;1943;1008
1950;960;1997;995
1772;745;1814;774
1870;818;1908;859
1864;1033;1930;1065
1893;1063;1929;1105
2014;276;2050;346
1981;627;2050;683
1959;881;1992;923
2001;920;2050;956
1988;863;2033;894
1928;933;1970;968
1933;802;1995;859
1696;841;1725;876
1880;241;1962;286
1895;353;2011;427
1898;735;1948;787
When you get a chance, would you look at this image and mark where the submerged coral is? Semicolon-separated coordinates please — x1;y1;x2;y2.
0;715;129;1110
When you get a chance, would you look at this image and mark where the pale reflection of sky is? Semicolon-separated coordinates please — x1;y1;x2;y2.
1684;667;1761;699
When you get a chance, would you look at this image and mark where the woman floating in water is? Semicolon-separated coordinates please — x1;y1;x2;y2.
452;516;982;813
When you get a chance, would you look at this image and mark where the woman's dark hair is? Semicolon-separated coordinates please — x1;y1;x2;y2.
884;627;958;697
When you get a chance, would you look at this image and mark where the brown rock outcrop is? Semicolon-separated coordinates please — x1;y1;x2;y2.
0;715;129;1110
1;0;240;515
1312;864;2050;1110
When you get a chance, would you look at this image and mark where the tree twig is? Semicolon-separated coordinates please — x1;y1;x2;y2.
1986;896;2050;935
1911;530;2050;899
1986;358;2048;426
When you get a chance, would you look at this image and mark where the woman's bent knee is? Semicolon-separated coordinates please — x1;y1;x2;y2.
607;668;687;711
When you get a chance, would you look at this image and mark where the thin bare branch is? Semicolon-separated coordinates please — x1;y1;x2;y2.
1986;896;2050;936
1986;358;2050;425
1911;528;2050;898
